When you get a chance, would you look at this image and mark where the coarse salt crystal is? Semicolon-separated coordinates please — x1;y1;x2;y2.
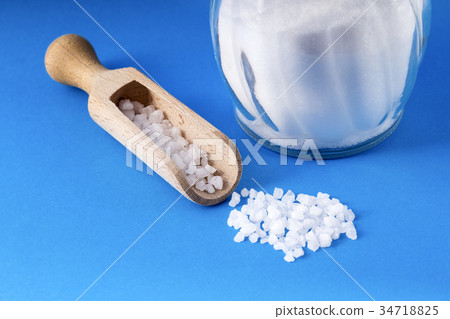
346;228;357;240
293;248;304;258
249;233;259;243
123;110;135;121
291;204;308;220
185;174;197;187
131;101;144;113
205;164;217;174
268;233;278;245
210;176;223;190
307;240;320;252
240;188;250;197
282;190;295;203
241;222;257;236
148;110;164;124
195;180;206;192
195;167;209;179
284;251;295;263
119;99;134;111
234;232;245;243
267;205;282;220
318;233;332;248
170;126;181;139
309;206;323;216
273;187;284;199
185;163;197;175
206;183;215;194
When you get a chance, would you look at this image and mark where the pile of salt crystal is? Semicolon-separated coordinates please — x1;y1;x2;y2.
228;187;357;262
119;99;223;193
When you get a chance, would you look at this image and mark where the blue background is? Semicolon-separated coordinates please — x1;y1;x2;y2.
0;0;449;301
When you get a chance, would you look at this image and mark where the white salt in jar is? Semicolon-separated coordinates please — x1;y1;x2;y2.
211;0;431;158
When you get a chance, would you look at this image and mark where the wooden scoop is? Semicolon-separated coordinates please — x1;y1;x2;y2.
45;34;242;206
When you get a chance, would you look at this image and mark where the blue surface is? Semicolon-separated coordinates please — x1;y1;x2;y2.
0;0;449;301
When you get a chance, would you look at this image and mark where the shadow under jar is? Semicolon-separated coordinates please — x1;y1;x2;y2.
210;0;431;158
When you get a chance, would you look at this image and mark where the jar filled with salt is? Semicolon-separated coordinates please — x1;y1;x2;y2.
210;0;431;158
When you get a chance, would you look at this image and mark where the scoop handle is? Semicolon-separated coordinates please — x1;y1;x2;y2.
45;34;107;94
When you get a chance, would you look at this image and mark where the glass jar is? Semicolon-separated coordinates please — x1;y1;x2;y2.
210;0;431;158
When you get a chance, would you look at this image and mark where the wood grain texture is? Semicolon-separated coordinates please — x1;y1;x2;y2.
45;34;242;206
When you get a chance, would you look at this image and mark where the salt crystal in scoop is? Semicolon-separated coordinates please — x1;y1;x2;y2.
119;99;224;194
